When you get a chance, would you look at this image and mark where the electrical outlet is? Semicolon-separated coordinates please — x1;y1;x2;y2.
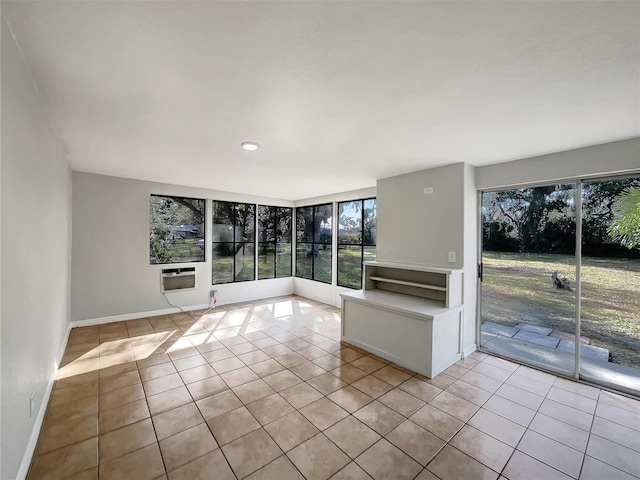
423;187;434;195
448;251;456;263
210;289;217;298
30;393;35;418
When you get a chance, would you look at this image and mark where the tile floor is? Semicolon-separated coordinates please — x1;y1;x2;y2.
28;295;640;480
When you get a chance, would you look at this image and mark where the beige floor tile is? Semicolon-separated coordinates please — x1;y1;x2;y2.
208;406;261;445
324;416;381;459
99;418;156;462
517;430;584;478
143;373;184;396
422;372;457;390
137;353;171;370
246;393;295;425
330;364;368;384
233;378;276;404
355;438;422;480
230;342;260;356
264;411;320;451
186;375;228;400
244;455;304;480
472;362;512;382
353;400;404;436
331;462;372;479
99;443;165;480
586;434;640;477
56;370;99;388
159;423;218;471
99;398;149;433
287;433;350;480
377;388;425;416
196;389;243;420
51;381;98;407
263;370;304;391
238;350;271;365
178;364;216;384
139;362;177;382
100;369;141;394
313;354;346;370
495;383;544;410
29;437;98;479
386;420;445;466
467;408;525;447
352;375;394;398
553;377;600;400
579;455;638;480
153;402;204;440
307;372;348;395
327;386;374;414
333;347;365;363
250;358;287;377
483;395;536;427
147;386;192;415
591;416;640;452
351;356;386;374
262;343;294;356
280;382;324;409
529;413;589;452
430;391;479;422
442;364;470;379
598;390;640;414
222;428;283;479
212;356;246;374
482;356;519;373
58;466;98;480
38;414;98;454
221;366;260;388
371;365;412;386
289;361;327;381
546;386;597;414
450;425;513;472
539;399;593;431
427;444;497;480
505;373;551;397
514;364;557;385
201;347;235;363
299;397;349;430
298;345;330;360
460;370;502;393
99;383;145;410
447;380;492;406
409;404;464;441
398;377;442;402
595;402;640;430
275;352;309;368
502;451;572;480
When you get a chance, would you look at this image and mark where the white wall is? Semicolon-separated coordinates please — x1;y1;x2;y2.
293;187;377;307
71;172;295;322
375;163;477;352
476;137;640;190
1;20;73;479
376;163;465;268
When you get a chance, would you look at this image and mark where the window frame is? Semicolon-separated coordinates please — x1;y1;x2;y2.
295;203;333;284
149;194;206;265
211;200;256;284
257;205;293;279
337;197;377;289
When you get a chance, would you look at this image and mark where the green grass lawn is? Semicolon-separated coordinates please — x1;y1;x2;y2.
482;252;640;368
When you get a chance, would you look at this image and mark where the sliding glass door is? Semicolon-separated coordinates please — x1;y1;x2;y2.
479;176;640;395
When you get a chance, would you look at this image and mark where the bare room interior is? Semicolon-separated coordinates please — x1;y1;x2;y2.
1;1;639;479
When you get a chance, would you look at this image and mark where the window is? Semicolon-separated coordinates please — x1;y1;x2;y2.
150;195;205;264
258;206;293;279
212;201;255;284
337;198;377;288
296;203;333;283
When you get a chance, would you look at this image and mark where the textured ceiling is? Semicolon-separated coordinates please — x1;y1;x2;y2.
3;1;639;200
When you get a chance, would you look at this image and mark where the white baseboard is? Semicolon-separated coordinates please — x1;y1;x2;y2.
16;322;72;480
463;344;478;358
71;303;211;328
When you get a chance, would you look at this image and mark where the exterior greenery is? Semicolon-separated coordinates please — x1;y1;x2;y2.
609;185;640;249
296;204;332;283
150;195;205;264
337;199;377;288
212;201;255;284
258;206;293;279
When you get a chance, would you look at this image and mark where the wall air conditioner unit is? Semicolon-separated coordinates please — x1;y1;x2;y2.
161;267;196;292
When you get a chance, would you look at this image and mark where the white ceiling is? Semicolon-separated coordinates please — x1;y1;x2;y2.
3;1;639;200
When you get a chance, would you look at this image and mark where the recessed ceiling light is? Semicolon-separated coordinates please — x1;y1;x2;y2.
241;141;260;151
